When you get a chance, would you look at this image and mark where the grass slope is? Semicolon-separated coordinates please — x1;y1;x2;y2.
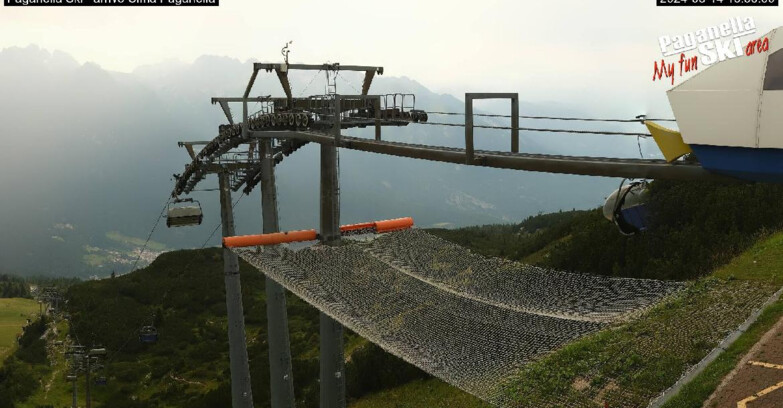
659;231;783;408
659;301;783;408
18;316;72;408
0;314;49;408
350;379;490;408
344;232;783;407
495;231;783;407
0;298;39;363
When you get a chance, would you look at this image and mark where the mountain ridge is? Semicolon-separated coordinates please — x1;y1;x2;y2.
0;44;634;277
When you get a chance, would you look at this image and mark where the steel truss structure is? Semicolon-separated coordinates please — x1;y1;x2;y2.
171;59;740;408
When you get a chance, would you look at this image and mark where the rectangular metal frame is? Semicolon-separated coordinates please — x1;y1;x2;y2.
465;93;519;163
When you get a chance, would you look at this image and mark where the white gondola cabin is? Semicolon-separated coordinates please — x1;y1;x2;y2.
167;198;203;228
602;181;650;235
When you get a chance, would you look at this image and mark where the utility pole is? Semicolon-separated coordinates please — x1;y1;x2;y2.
259;139;296;408
219;171;255;408
319;102;346;408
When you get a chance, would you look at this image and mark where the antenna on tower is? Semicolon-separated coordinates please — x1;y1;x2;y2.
281;41;292;65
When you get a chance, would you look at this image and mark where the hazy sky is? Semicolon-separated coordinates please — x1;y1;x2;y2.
2;0;782;116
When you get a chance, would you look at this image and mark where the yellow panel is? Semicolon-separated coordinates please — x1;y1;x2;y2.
645;121;693;162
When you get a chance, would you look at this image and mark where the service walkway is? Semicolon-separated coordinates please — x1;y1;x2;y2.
704;315;783;408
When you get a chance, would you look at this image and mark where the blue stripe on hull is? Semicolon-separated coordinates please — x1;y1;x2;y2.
690;144;783;183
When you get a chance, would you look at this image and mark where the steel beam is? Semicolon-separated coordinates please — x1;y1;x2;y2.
334;95;342;143
275;68;293;106
465;96;474;163
244;69;260;99
85;357;91;408
184;144;196;160
511;97;519;153
466;92;518;99
219;172;255;408
71;378;77;408
247;131;736;182
255;63;383;74
243;99;249;139
374;96;381;141
361;70;375;95
219;101;235;125
319;143;346;408
212;97;273;104
259;140;296;408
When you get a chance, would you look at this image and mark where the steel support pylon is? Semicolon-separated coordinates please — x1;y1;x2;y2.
71;378;77;408
259;140;297;408
319;143;346;408
85;357;91;408
219;172;255;408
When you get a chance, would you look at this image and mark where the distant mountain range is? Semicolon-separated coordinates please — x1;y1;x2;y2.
0;45;654;277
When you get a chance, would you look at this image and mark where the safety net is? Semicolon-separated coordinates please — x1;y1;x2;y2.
234;229;684;405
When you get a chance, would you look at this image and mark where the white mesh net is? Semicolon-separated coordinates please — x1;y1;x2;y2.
234;229;684;405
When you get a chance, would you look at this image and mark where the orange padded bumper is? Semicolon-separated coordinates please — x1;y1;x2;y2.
223;217;414;248
374;217;414;233
223;229;318;248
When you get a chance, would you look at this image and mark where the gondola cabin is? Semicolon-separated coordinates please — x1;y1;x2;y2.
139;326;158;344
602;182;650;235
167;198;203;228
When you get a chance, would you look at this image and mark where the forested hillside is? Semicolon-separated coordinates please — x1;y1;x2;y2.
57;248;444;408
0;275;29;298
0;315;48;408
431;180;783;280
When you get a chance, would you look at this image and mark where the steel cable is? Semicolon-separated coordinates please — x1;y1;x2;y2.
106;192;245;362
415;121;652;137
128;198;171;274
427;111;676;123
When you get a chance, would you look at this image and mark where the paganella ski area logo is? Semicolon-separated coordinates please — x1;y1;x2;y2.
653;17;769;85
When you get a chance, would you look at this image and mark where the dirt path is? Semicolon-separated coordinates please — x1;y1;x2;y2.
44;368;60;399
169;373;205;387
703;315;783;408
